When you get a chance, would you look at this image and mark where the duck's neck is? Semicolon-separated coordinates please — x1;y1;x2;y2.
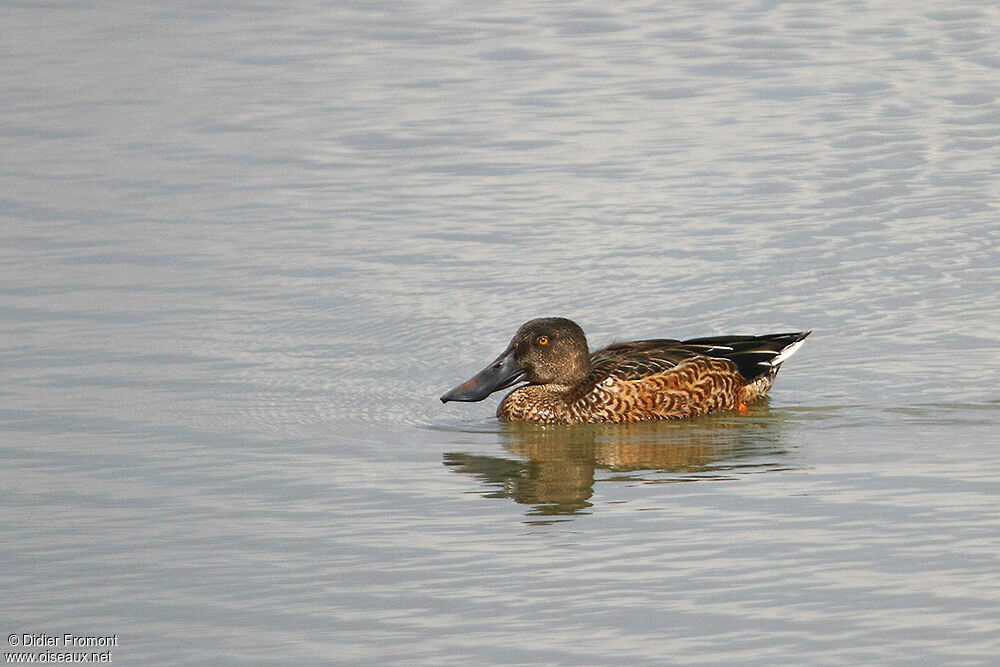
555;347;591;386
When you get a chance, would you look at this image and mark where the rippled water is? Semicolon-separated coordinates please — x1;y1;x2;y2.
4;1;1000;663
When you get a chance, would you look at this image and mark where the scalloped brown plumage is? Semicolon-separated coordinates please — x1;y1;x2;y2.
441;318;810;424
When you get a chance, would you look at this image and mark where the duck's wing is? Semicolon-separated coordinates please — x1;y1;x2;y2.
587;340;695;382
679;331;811;381
565;340;725;404
584;331;811;387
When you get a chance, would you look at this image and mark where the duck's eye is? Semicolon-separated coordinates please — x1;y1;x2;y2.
537;336;549;346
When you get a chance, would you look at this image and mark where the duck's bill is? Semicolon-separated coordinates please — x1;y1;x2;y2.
440;348;525;403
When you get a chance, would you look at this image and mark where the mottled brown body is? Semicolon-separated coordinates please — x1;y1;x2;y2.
441;317;809;425
498;357;772;424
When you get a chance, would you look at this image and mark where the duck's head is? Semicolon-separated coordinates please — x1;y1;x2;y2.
440;317;591;403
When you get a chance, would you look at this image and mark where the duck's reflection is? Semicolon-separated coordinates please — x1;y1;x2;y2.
444;408;790;518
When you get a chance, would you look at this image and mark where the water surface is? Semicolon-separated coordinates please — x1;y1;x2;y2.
3;1;1000;663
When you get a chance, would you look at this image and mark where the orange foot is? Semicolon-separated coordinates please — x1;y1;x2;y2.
737;402;748;412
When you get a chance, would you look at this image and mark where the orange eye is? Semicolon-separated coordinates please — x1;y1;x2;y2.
537;336;549;346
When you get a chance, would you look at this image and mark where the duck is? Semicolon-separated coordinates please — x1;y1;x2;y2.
440;317;809;424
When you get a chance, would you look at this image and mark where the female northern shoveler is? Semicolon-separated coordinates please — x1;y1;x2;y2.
441;317;809;424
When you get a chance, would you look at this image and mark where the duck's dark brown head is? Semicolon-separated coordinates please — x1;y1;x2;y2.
440;317;591;403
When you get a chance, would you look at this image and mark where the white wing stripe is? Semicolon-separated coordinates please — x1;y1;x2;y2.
766;339;805;366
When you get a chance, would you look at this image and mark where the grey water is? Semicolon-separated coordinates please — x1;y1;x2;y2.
3;1;1000;663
